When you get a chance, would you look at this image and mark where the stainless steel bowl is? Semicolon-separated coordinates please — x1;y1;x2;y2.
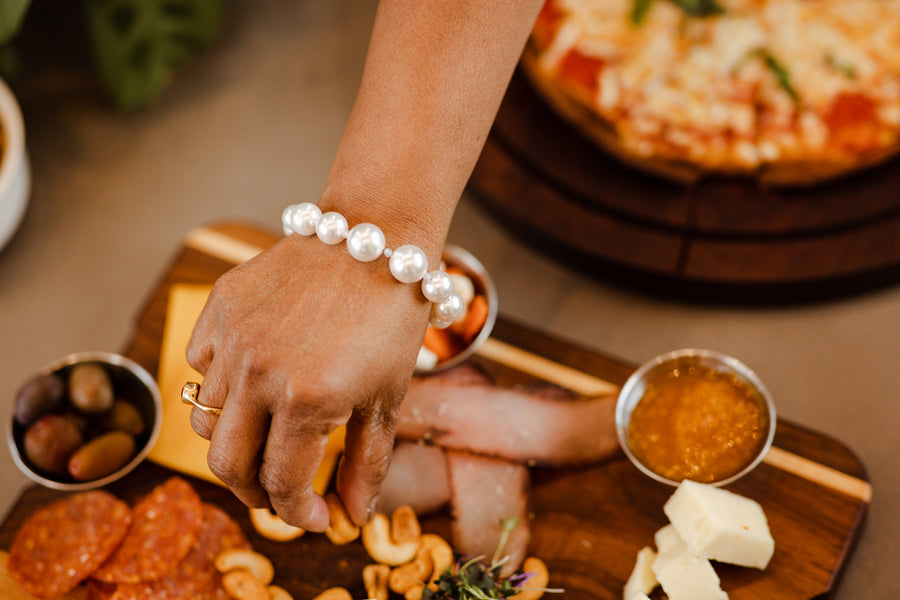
415;244;498;374
615;348;776;487
7;351;162;490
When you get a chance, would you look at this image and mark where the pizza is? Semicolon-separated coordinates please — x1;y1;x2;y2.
522;0;900;185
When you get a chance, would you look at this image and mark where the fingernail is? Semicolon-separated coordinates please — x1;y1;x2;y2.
367;495;379;521
310;496;330;532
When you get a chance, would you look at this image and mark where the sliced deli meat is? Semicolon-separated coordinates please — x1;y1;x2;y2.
93;477;204;583
376;441;452;516
8;490;132;599
446;450;531;576
399;365;618;465
110;503;251;600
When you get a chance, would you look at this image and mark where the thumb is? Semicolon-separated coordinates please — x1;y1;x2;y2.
336;402;398;526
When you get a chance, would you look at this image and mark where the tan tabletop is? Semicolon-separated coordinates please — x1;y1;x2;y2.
0;1;896;597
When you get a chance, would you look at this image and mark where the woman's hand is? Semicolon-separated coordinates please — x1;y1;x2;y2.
186;234;430;531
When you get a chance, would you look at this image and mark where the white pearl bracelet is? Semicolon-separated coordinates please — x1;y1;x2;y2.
282;203;464;328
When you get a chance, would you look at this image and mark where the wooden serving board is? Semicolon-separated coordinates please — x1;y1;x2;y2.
469;68;900;303
0;222;871;600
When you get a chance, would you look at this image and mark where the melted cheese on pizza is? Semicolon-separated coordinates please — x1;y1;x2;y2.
530;0;900;173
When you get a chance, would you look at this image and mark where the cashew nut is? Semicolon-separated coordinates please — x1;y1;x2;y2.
390;505;421;545
324;493;360;545
362;512;420;566
389;547;433;594
311;587;353;600
362;563;391;600
249;507;305;541
266;585;295;600
214;548;275;585
419;534;454;591
222;569;269;600
508;557;550;600
404;584;426;600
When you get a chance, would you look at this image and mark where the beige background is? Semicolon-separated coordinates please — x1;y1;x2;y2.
1;1;897;597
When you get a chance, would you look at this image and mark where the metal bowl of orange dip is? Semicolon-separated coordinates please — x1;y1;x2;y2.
615;348;776;487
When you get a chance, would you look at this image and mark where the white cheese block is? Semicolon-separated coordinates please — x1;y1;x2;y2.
652;550;729;600
415;345;439;371
663;480;775;570
623;546;657;600
653;523;684;555
651;523;728;600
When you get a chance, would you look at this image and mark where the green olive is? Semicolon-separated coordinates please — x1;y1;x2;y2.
98;400;146;436
67;431;136;482
68;363;114;414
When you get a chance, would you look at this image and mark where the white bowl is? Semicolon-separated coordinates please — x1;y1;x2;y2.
0;77;30;252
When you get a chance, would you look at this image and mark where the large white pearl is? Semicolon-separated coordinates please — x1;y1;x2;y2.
281;204;297;236
290;202;322;236
431;292;465;323
389;245;429;283
429;314;454;329
421;270;454;302
316;211;349;245
346;223;386;262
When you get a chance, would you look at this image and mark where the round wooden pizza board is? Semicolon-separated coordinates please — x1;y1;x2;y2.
468;69;900;304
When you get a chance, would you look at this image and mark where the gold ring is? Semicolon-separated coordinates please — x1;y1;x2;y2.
181;381;222;416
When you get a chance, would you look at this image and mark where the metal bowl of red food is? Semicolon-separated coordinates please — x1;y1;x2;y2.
7;351;162;490
615;348;776;487
415;244;498;374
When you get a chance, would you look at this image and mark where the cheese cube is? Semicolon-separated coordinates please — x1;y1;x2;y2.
652;550;728;600
651;524;728;600
654;524;684;555
623;546;657;600
663;480;774;569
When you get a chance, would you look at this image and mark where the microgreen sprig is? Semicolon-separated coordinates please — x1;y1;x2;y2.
422;518;563;600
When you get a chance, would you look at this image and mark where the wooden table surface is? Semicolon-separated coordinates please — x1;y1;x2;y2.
0;221;872;600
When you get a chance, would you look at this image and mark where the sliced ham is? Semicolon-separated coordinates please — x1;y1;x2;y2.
446;450;530;576
398;365;618;466
376;441;451;516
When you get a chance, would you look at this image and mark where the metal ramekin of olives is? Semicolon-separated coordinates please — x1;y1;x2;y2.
7;352;162;490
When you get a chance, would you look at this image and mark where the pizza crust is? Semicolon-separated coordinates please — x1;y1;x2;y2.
756;141;900;187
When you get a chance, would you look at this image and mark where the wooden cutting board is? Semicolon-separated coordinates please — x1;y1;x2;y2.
0;221;871;600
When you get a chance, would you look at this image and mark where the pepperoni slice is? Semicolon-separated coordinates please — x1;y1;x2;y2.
8;490;131;599
93;477;203;583
109;503;251;600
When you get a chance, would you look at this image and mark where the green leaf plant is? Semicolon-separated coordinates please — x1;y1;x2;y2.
0;0;224;109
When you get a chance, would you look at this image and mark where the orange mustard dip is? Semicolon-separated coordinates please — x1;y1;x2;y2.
626;366;767;483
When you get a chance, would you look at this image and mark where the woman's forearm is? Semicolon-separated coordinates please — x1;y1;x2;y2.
320;0;544;261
